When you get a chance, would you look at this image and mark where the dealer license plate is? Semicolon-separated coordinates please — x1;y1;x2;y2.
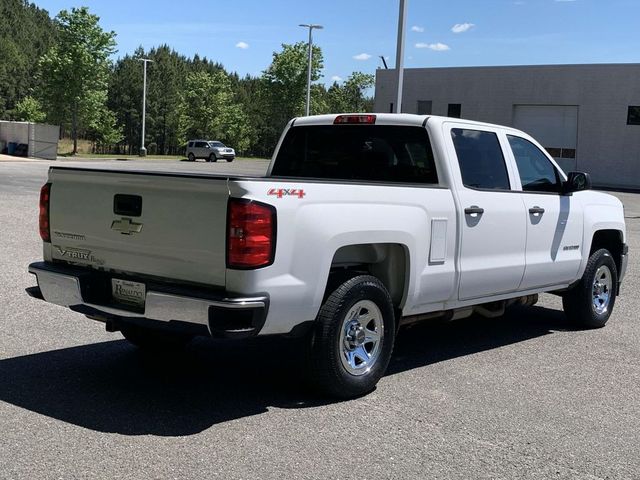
111;278;146;308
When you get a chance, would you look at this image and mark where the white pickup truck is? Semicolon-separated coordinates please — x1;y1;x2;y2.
28;114;628;398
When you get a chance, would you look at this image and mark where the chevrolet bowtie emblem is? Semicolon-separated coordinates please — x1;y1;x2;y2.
111;218;143;235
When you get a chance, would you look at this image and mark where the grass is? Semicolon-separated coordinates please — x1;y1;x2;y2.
56;139;267;161
58;153;184;160
57;152;268;162
57;138;93;155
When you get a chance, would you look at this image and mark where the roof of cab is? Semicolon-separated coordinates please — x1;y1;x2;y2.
290;113;525;135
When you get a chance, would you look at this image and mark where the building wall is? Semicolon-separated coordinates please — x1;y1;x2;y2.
0;120;59;160
374;64;640;189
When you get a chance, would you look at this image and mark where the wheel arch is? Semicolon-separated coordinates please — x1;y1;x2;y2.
323;243;410;310
589;229;624;275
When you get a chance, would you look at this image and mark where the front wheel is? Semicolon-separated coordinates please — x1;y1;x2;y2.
208;153;217;162
308;275;396;398
563;248;618;328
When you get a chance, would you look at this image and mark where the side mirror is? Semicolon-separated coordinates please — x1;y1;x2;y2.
563;171;592;194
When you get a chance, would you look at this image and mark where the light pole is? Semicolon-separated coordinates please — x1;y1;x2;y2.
138;58;153;156
394;0;407;113
299;23;323;116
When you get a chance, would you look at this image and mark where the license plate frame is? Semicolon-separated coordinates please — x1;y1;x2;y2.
111;278;146;308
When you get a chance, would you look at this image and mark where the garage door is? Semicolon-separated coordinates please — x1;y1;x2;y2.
513;105;578;173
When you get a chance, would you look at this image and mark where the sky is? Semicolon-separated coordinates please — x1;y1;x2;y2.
33;0;640;84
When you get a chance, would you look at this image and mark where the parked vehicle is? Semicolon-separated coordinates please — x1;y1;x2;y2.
28;114;628;398
186;140;235;162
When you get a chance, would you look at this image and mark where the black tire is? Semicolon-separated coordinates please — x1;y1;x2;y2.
308;275;396;398
208;153;217;162
187;153;195;162
227;157;234;162
120;324;193;351
563;248;618;329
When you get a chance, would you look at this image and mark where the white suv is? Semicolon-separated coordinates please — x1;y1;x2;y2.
186;140;235;162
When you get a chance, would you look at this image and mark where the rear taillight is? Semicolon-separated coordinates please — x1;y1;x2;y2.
227;198;276;269
39;183;51;243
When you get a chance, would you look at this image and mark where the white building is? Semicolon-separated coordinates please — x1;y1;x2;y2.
374;64;640;190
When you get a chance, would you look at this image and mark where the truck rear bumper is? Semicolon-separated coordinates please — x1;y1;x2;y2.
27;262;269;339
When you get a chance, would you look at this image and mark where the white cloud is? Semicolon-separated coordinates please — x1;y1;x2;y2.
415;42;450;51
451;23;475;33
353;53;372;61
411;25;424;32
331;75;343;82
235;41;249;49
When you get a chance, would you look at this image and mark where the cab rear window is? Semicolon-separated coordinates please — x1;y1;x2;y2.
271;125;439;184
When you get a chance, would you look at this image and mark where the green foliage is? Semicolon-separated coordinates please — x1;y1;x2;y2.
326;72;375;113
14;96;46;122
38;7;117;153
0;0;56;118
89;106;123;150
262;41;324;119
246;42;326;156
108;45;228;154
1;2;376;157
107;50;142;154
177;71;253;151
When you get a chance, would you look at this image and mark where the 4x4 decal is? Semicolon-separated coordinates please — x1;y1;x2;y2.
268;188;306;199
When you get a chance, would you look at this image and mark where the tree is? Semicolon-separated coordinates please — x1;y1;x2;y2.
146;45;188;154
14;96;46;123
326;72;375;113
177;70;253;151
250;42;325;156
0;0;55;118
86;92;122;152
262;42;324;119
38;7;117;154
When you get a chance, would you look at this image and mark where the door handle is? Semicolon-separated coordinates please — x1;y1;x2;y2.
464;206;484;216
529;206;545;215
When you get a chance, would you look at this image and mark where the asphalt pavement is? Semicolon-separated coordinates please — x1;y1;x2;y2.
0;158;639;479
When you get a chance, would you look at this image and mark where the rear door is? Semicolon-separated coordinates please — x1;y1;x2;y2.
505;134;583;289
195;141;209;158
445;124;527;300
48;168;230;286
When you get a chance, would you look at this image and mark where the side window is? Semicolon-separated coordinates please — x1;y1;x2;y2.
507;135;561;193
188;142;193;148
451;128;510;190
195;141;207;148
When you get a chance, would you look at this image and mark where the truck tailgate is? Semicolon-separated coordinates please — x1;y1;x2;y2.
47;168;230;287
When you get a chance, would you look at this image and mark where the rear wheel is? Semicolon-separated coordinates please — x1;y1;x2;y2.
563;248;618;328
187;152;195;162
308;275;395;398
120;324;193;351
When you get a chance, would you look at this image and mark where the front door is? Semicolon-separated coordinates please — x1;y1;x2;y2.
505;134;584;290
447;126;527;300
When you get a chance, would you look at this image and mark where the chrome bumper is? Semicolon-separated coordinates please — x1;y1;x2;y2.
27;262;268;338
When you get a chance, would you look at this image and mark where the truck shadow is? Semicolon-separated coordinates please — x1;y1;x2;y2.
0;305;568;436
